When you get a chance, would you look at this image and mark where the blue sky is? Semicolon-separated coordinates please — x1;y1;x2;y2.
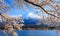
4;0;38;18
3;0;44;18
3;0;60;19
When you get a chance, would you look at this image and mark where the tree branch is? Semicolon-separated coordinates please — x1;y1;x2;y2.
24;0;60;19
0;13;6;19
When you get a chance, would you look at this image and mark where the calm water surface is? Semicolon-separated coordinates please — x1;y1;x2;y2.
17;30;60;36
0;30;60;36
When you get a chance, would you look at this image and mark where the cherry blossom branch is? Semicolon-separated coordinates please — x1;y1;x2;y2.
24;0;60;19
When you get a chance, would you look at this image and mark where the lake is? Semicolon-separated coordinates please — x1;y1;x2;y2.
0;30;60;36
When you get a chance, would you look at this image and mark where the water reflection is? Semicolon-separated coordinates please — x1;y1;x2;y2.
16;30;60;36
0;30;60;36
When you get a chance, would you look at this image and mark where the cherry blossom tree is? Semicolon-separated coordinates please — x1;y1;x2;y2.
0;0;60;36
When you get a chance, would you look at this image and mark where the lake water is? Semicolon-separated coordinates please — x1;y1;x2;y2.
0;30;60;36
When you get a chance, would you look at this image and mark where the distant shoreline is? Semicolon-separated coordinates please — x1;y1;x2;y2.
0;24;60;30
22;25;60;30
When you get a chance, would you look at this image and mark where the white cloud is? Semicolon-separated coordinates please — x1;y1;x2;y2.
27;13;40;19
